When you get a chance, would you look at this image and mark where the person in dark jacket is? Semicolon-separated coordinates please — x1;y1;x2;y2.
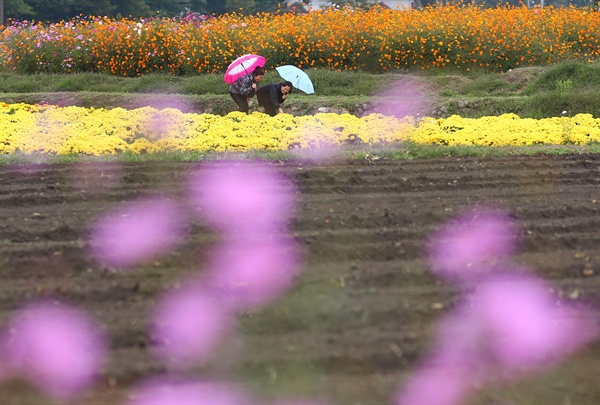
229;66;265;113
256;81;293;116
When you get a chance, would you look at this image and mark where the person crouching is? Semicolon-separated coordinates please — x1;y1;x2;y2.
229;66;265;114
256;81;293;117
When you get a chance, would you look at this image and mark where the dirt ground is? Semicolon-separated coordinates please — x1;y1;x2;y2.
1;154;599;405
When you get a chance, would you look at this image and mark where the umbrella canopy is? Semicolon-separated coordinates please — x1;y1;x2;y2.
275;65;314;94
224;54;266;85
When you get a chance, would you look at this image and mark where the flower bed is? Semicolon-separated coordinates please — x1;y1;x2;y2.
1;103;598;155
1;5;598;75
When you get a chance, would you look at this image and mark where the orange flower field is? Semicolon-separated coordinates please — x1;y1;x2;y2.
1;5;599;76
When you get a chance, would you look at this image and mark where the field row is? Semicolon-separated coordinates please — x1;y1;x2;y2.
1;156;598;404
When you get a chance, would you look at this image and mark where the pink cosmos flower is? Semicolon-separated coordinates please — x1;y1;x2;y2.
0;342;14;384
204;237;303;311
293;142;340;164
187;160;297;235
150;284;235;368
394;359;478;405
395;307;487;405
270;398;333;405
396;271;598;405
126;377;251;405
0;301;107;401
427;208;519;283
395;208;599;405
373;79;433;119
88;197;187;268
473;273;599;374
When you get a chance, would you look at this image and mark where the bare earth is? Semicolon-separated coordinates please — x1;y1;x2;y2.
1;154;599;405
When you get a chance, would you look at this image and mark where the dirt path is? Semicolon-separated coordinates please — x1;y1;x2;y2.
1;154;599;405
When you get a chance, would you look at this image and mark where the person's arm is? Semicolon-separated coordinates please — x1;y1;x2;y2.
269;86;282;111
276;91;287;114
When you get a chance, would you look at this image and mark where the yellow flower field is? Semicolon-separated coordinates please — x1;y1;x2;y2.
1;103;598;155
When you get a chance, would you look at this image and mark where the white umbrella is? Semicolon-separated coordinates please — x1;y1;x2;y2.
275;65;314;94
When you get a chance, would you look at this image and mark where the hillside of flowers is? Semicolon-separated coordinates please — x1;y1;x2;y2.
2;103;598;155
1;5;599;76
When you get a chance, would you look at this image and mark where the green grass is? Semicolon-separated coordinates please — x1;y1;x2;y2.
524;60;600;94
351;144;600;160
512;61;600;118
453;75;518;96
2;144;598;166
304;69;389;96
0;70;388;96
523;88;600;119
2;62;599;117
2;62;598;96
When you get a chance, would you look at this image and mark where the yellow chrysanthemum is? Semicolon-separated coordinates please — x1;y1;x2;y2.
1;104;598;155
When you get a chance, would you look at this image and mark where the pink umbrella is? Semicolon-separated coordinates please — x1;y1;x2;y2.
224;54;266;85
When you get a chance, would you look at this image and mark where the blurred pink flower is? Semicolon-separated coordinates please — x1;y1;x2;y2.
473;273;599;373
270;398;333;405
396;272;599;405
394;360;477;405
372;79;433;118
0;342;15;384
427;208;519;283
188;160;297;235
303;146;339;164
126;377;251;405
150;284;235;368
291;128;341;164
146;97;193;113
205;237;303;311
395;309;486;405
395;208;599;405
88;197;187;268
0;301;106;401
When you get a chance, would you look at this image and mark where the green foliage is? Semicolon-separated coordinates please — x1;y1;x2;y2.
0;72;142;92
182;74;235;94
145;0;198;16
524;60;600;94
523;89;600;119
305;70;389;96
2;0;284;21
0;70;392;96
516;61;600;117
324;0;387;9
3;144;597;165
4;0;34;19
372;144;600;159
555;79;573;93
1;65;599;118
4;0;107;20
454;75;516;96
226;0;256;14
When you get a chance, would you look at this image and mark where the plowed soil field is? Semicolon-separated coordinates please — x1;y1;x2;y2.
1;154;599;405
